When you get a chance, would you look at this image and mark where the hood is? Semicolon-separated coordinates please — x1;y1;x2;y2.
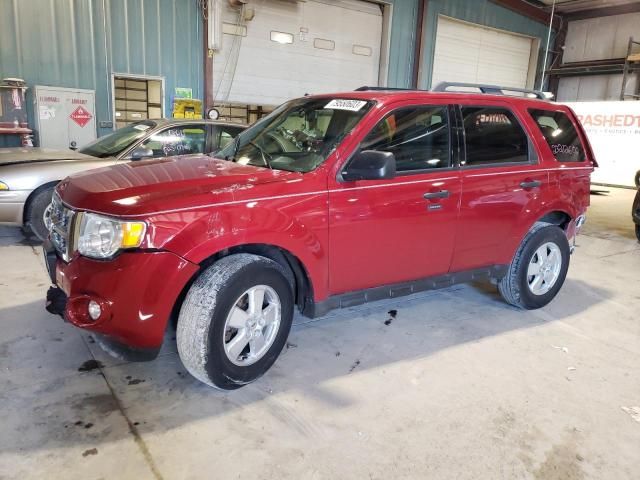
0;147;96;166
57;155;302;217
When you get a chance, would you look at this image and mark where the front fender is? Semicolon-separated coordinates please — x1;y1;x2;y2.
146;192;330;300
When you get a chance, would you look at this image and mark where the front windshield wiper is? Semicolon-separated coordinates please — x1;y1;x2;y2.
249;140;273;170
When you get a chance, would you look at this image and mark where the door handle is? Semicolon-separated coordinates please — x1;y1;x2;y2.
423;190;450;200
520;180;541;189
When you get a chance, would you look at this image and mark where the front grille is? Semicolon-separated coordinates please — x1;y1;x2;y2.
49;192;76;261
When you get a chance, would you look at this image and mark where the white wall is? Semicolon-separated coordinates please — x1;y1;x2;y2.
211;0;383;106
557;12;640;102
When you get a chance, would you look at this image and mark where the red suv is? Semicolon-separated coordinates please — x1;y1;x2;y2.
44;86;595;389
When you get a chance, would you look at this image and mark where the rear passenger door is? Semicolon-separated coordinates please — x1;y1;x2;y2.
451;103;548;272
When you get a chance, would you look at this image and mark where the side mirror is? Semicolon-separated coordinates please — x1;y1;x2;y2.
341;150;396;182
130;147;153;161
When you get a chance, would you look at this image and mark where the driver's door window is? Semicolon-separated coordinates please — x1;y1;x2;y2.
360;106;450;172
139;125;206;157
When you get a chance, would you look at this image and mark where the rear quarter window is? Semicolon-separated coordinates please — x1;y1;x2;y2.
529;109;585;162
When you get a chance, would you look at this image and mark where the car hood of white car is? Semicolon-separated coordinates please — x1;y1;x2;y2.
0;147;95;166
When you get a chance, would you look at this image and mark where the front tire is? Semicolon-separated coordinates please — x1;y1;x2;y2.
635;224;640;243
498;223;570;309
25;186;55;241
177;254;294;389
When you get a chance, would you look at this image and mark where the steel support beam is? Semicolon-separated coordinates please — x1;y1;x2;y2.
412;0;427;88
565;3;640;21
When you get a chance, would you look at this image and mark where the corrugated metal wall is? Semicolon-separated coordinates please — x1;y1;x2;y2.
557;13;640;101
0;0;555;148
418;0;554;89
0;0;203;146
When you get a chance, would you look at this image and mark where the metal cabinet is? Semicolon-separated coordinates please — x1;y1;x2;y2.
35;86;97;150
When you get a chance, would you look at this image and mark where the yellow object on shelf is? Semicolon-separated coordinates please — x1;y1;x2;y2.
172;98;202;119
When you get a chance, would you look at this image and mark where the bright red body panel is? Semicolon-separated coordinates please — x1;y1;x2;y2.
52;91;594;352
56;251;198;348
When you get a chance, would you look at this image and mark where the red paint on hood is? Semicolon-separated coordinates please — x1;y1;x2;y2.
57;155;300;217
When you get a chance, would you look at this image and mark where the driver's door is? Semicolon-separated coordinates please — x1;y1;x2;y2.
328;104;462;295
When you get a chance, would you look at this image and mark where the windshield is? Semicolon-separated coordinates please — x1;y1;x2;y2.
79;120;157;158
217;98;374;172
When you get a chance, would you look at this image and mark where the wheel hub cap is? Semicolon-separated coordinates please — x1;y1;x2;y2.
223;285;281;366
527;242;562;296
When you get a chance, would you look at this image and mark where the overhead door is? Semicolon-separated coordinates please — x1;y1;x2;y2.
213;0;383;106
431;16;535;89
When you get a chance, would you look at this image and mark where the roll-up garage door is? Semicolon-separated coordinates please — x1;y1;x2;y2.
213;0;383;106
431;16;536;89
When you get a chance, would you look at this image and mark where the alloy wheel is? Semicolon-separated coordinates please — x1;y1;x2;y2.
222;285;282;366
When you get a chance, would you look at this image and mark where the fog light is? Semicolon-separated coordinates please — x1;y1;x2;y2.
88;300;102;321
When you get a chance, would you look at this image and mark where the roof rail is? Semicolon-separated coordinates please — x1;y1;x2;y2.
354;86;422;92
431;82;554;100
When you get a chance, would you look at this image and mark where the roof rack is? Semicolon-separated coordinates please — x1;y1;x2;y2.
354;86;422;92
431;82;554;100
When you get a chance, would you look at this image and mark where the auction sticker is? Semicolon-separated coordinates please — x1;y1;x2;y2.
324;99;367;111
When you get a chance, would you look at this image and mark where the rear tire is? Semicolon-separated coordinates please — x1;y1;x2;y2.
177;254;294;389
498;223;570;309
26;186;55;242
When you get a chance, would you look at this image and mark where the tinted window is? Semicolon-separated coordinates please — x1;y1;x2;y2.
79;121;157;158
140;125;206;157
462;107;528;166
361;106;450;172
215;125;244;150
529;109;585;162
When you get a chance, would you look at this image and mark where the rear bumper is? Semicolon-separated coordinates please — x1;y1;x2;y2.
0;190;29;224
44;242;200;356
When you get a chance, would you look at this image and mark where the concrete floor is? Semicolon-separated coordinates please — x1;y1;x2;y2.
1;187;639;480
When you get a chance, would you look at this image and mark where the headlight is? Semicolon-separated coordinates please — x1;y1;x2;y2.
0;182;9;190
77;213;146;259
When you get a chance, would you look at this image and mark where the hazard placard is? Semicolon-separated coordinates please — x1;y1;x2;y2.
70;105;92;128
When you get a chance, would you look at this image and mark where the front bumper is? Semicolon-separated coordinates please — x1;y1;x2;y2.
0;190;29;224
43;241;200;358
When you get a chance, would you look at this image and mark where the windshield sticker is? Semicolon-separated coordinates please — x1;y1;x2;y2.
324;99;367;112
133;124;151;131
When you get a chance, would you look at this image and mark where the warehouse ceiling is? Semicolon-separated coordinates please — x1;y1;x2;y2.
537;0;640;13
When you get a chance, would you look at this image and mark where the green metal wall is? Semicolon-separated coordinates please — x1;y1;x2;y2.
386;0;420;88
0;0;552;148
418;0;554;89
0;0;203;146
364;0;553;90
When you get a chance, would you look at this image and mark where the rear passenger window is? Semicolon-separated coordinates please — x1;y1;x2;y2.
461;107;529;166
529;109;585;162
361;106;450;172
